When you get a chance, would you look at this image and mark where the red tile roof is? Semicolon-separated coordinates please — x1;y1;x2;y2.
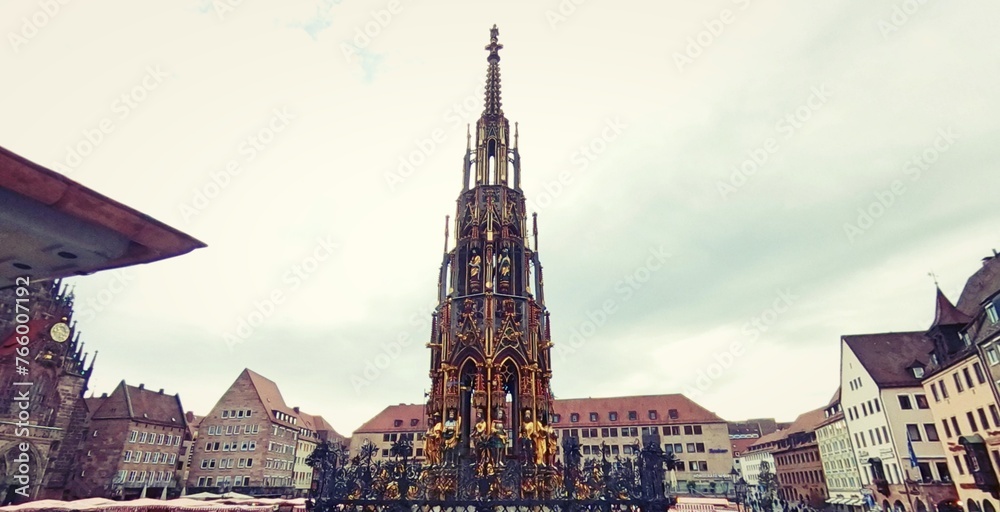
843;332;932;388
355;404;428;434
243;368;299;427
90;381;186;428
784;406;827;435
957;254;1000;316
747;430;787;452
552;394;725;426
353;394;724;434
731;437;759;457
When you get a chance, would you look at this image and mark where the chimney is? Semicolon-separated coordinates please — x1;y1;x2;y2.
159;389;164;394
101;393;108;398
138;383;144;390
293;406;300;413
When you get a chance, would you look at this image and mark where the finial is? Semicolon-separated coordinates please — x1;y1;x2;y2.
466;124;471;150
928;271;939;287
443;215;450;254
483;25;503;116
514;122;519;148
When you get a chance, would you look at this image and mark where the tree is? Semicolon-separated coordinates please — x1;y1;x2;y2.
757;460;778;503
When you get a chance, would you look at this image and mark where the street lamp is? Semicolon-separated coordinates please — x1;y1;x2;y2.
735;477;748;512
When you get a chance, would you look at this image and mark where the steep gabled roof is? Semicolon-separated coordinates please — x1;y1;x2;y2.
931;287;972;328
957;254;1000;316
91;381;186;428
843;332;933;388
242;368;298;427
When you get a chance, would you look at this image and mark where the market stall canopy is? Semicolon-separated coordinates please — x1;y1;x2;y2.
0;145;205;288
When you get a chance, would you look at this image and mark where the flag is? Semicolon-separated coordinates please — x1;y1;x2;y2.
907;432;918;468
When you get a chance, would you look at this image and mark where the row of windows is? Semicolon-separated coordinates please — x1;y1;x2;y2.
939;405;1000;439
779;469;823;485
827;475;859;490
204;441;257;452
114;470;173;483
122;450;177;465
204;424;262;436
197;475;251;487
929;362;987;401
383;432;422;442
274;411;297;425
268;441;294;454
853;425;891;449
221;409;253;419
557;409;681;424
128;430;182;446
822;457;857;472
265;458;294;470
200;457;255;469
563;425;702;439
263;475;293;487
775;450;818;466
847;377;863;390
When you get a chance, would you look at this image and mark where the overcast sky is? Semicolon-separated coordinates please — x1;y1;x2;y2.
3;0;999;436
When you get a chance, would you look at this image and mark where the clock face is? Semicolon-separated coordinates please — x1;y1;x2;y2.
50;322;70;343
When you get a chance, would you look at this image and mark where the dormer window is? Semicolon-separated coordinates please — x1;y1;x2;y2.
912;367;925;379
930;354;939;366
961;332;972;347
394;420;403;427
988;303;998;324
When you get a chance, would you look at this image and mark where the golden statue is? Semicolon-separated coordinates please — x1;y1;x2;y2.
424;413;442;465
442;408;462;466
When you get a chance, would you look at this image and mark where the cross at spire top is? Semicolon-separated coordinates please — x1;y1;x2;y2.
483;24;503;117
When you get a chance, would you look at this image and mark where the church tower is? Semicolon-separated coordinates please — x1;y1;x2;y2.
425;26;555;472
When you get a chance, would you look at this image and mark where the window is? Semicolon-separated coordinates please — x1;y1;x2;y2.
123;450;132;462
589;412;598;422
628;411;637;420
942;419;952;438
924;424;939;442
139;432;148;443
693;425;702;435
988;347;1000;366
674;443;683;453
684;425;693;435
129;430;138;443
968;411;979;432
952;416;963;436
954;372;965;392
939;379;949;398
686;443;696;452
906;424;922;442
570;413;579;423
964;368;975;389
668;409;679;419
913;367;925;378
157;433;165;445
915;394;929;409
662;426;671;436
552;414;561;423
988;303;998;324
979;408;992;429
609;412;618;421
974;362;987;384
930;383;940;402
648;410;658;420
954;455;965;475
874;399;881;412
695;442;705;452
991;405;1000;427
222;410;229;418
898;395;912;410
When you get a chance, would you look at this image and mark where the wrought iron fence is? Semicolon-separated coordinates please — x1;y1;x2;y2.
306;437;676;511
